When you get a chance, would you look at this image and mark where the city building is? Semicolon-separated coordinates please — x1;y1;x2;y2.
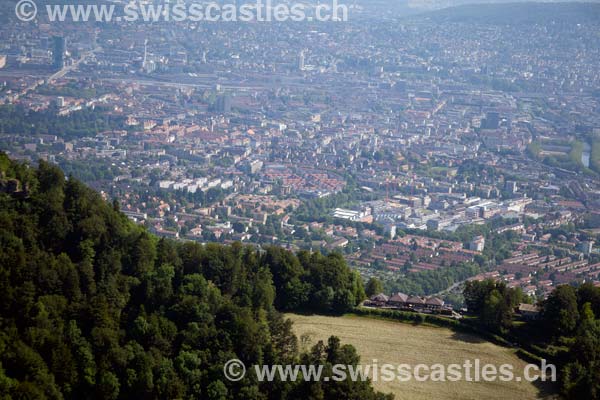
469;236;486;252
298;50;305;71
216;94;232;113
52;36;66;70
578;241;594;256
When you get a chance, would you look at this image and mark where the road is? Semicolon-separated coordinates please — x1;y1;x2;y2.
433;278;469;297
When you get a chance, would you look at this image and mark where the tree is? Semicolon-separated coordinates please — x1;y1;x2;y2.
577;282;600;318
365;277;384;297
463;280;521;332
481;289;516;332
98;371;120;400
206;380;227;400
561;319;600;399
542;285;580;337
464;280;496;314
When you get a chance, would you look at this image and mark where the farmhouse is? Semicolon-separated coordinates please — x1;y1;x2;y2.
388;292;408;306
517;303;541;320
370;293;389;306
366;292;452;314
406;296;426;308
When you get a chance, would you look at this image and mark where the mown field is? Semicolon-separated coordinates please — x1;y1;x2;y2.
286;314;556;400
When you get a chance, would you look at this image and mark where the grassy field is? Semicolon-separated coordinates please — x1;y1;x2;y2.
287;314;556;400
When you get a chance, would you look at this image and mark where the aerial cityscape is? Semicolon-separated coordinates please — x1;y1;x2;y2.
1;0;600;399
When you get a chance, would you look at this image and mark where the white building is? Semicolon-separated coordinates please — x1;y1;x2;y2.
469;235;486;252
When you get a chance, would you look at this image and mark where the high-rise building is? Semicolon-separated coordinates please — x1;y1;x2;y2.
52;36;66;70
469;236;486;252
216;93;231;113
142;39;148;68
144;60;156;74
141;39;156;73
298;50;305;71
245;160;263;175
0;55;6;69
505;181;517;194
578;241;594;256
384;224;397;239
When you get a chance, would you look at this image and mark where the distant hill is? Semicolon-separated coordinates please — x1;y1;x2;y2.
422;2;600;24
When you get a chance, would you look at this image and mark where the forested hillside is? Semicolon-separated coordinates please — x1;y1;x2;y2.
464;279;600;399
0;153;387;400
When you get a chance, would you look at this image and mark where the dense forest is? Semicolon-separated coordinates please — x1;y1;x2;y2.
0;153;390;400
464;280;600;399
